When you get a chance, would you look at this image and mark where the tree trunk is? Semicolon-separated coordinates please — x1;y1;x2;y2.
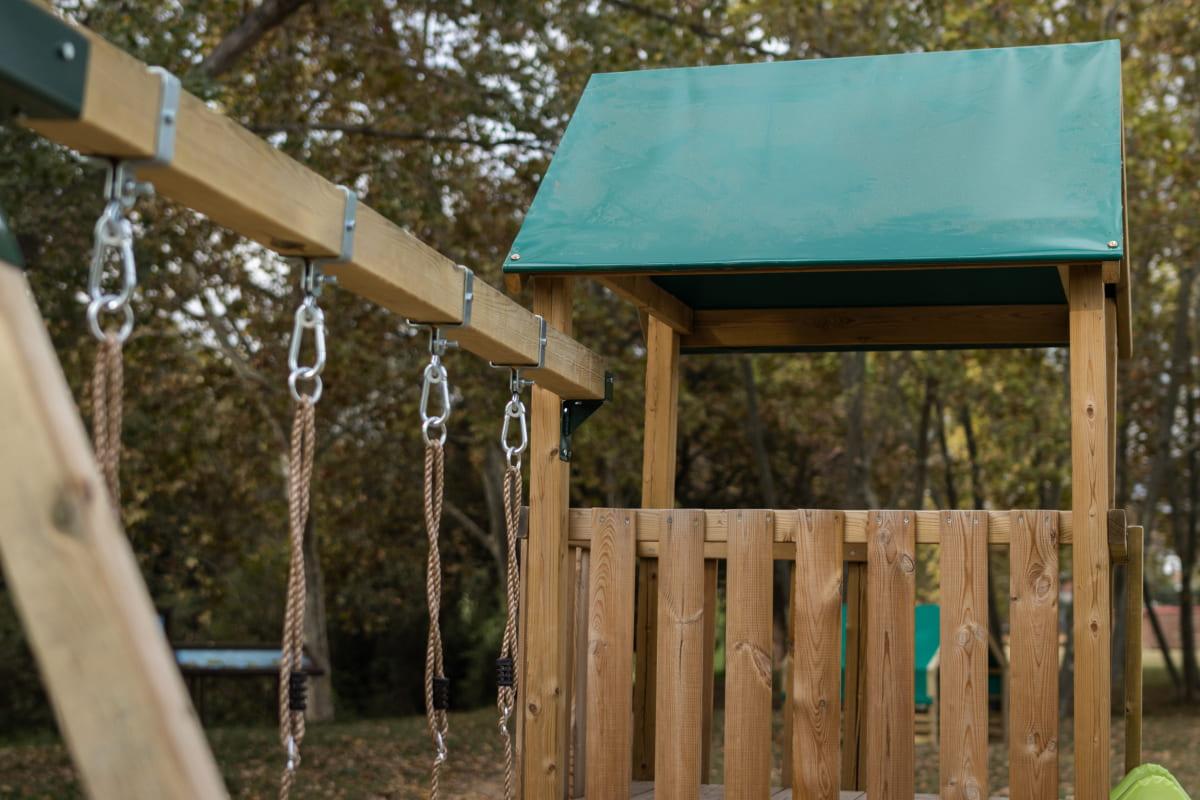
841;352;873;508
303;513;335;721
912;375;934;509
1181;387;1199;698
935;393;958;508
959;404;1006;661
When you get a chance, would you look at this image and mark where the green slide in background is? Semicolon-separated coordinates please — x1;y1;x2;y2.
1113;765;1191;800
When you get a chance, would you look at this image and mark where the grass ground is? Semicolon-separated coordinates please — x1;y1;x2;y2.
0;653;1196;798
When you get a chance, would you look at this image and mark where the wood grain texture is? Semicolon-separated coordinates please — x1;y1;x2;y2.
570;549;589;798
521;277;575;800
634;316;680;780
597;276;694;334
1124;525;1144;773
568;509;1077;548
791;510;843;800
23;22;606;399
724;511;775;799
0;266;228;799
841;563;868;792
866;511;915;800
939;511;989;800
585;510;637;800
1009;510;1060;800
1069;265;1111;800
681;305;1068;351
654;511;706;800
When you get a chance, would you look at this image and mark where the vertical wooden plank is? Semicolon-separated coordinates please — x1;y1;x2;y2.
840;563;869;791
634;314;681;780
655;510;706;800
1124;525;1144;773
1106;296;1118;501
792;510;843;800
1070;265;1111;800
516;535;528;799
585;509;636;800
701;560;719;783
0;266;228;799
725;510;775;799
1009;510;1060;800
521;276;574;800
866;510;915;800
939;511;989;800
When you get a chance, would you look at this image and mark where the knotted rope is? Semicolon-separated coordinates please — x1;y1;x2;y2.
424;438;450;799
279;398;315;800
498;461;522;799
90;332;124;504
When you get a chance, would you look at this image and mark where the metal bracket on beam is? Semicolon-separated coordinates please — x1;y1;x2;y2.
559;371;614;461
0;0;89;121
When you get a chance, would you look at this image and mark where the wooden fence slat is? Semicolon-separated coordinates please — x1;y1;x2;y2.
655;510;706;800
939;511;989;800
584;510;636;800
866;510;915;800
724;510;775;799
791;510;843;800
1009;510;1060;800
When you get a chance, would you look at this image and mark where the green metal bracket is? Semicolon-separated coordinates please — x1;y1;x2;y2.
0;207;24;269
0;0;89;121
559;372;614;462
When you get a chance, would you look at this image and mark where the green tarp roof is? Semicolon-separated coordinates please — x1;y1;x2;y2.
505;41;1125;314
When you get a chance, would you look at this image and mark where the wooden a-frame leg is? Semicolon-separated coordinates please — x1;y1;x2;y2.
633;315;680;781
0;263;227;799
1069;264;1111;800
520;276;575;799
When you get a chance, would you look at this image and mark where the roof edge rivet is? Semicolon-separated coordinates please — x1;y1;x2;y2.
510;253;521;261
1107;240;1119;248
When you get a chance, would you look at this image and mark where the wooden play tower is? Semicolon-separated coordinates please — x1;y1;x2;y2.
503;40;1142;800
0;4;1144;797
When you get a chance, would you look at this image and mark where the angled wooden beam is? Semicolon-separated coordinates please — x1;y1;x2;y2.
681;305;1068;351
596;275;693;334
0;262;227;799
17;14;605;399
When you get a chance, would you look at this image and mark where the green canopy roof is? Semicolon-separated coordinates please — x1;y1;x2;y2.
505;41;1125;313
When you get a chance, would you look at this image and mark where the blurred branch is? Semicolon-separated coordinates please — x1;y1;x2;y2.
245;122;547;151
197;0;316;78
603;0;795;57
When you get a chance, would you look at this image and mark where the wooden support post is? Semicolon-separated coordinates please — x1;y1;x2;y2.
571;549;590;798
521;276;575;800
633;314;680;780
1124;525;1144;773
0;264;228;799
1069;264;1111;800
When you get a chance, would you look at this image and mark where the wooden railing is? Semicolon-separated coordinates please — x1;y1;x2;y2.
558;508;1137;800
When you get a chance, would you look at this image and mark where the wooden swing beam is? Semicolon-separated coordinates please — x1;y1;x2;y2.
19;12;607;401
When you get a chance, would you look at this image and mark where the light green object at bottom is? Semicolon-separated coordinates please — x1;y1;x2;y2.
1113;765;1191;800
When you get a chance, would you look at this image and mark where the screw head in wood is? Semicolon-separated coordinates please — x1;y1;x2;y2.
57;42;76;61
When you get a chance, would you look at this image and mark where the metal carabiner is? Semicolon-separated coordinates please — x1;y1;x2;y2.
500;396;528;466
420;360;452;444
288;300;326;403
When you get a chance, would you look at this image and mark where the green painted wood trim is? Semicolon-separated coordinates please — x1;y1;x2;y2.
0;0;89;120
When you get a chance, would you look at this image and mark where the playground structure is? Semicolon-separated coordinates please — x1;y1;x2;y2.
0;7;1150;800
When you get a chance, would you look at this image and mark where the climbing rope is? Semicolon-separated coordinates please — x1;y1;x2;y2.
279;261;326;800
86;162;148;505
420;330;453;799
496;369;529;800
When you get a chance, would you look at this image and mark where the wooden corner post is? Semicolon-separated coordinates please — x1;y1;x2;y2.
0;264;227;799
521;276;575;799
633;314;681;780
1069;264;1111;800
